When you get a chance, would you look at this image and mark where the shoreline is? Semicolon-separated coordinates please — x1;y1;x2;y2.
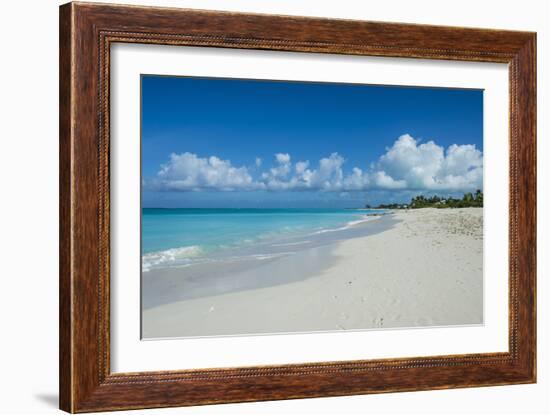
141;208;388;273
142;213;397;309
142;208;483;339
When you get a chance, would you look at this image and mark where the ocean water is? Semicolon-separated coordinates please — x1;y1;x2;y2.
142;208;383;272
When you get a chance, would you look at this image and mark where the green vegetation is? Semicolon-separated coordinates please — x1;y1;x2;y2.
372;190;483;210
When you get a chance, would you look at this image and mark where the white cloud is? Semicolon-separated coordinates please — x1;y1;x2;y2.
342;167;369;190
373;134;482;191
295;160;309;174
275;153;290;164
147;134;483;193
263;153;292;182
312;153;345;190
371;171;407;189
150;152;259;191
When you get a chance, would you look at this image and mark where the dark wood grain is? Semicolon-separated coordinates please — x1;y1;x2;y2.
59;2;536;412
59;3;73;411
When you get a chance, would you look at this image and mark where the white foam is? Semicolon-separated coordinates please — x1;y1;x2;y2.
345;215;381;227
270;240;311;247
310;215;379;235
142;245;203;272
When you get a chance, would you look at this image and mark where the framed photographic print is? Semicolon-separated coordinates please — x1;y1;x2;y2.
59;2;536;412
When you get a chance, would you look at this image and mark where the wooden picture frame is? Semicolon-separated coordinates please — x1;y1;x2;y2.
59;2;536;412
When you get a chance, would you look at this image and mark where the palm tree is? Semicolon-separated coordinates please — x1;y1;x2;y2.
474;189;483;205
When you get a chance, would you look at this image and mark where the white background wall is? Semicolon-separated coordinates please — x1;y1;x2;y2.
0;0;546;414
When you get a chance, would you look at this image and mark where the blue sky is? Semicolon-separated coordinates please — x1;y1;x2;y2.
142;75;483;208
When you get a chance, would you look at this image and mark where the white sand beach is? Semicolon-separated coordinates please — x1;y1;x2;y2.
142;208;483;338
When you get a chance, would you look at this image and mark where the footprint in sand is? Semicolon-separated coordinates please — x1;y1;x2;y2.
373;317;384;328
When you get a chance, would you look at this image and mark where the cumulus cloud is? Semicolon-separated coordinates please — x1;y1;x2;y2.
275;153;290;164
373;134;482;191
264;153;292;180
149;152;259;191
371;171;407;189
295;160;309;174
147;134;483;193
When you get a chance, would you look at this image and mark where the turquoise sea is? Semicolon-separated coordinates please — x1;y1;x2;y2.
142;208;383;272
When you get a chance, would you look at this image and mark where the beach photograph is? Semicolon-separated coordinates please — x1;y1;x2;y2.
140;75;484;339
